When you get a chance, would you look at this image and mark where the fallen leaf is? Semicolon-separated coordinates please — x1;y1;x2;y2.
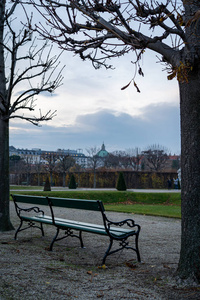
87;270;93;275
125;261;137;269
98;264;107;269
163;264;171;269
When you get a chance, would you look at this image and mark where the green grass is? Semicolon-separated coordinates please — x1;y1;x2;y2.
10;185;42;190
105;204;181;218
10;190;181;218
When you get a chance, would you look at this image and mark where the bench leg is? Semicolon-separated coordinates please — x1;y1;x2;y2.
40;223;45;237
49;227;59;251
102;235;141;265
102;238;113;265
135;234;141;262
14;220;45;240
79;231;84;248
14;219;23;240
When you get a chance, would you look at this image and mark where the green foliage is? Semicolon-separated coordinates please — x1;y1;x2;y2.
116;172;127;191
43;177;51;191
68;174;77;189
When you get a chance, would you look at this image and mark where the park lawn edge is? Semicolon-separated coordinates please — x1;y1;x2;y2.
10;190;181;218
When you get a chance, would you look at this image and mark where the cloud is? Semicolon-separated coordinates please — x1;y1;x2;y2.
10;101;180;154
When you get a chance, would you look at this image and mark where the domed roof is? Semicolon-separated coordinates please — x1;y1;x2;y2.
97;143;109;158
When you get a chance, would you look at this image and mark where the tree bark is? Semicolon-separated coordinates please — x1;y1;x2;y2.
0;118;14;231
177;63;200;281
0;1;13;231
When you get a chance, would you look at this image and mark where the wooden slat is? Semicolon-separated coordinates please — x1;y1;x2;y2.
36;215;135;237
12;194;48;206
47;197;104;211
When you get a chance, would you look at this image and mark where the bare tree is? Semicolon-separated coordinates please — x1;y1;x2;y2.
125;148;142;171
109;150;130;170
31;0;200;282
0;1;63;231
41;152;58;186
86;146;101;188
57;154;75;187
33;159;44;186
22;156;33;185
104;153;120;170
142;145;168;172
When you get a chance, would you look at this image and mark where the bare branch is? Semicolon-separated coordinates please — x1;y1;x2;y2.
30;0;185;73
0;2;64;125
8;109;57;126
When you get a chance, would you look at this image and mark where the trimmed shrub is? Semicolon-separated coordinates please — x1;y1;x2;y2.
116;172;127;191
43;177;51;191
69;174;77;189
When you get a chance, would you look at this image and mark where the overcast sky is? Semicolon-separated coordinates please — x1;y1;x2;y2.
9;34;180;155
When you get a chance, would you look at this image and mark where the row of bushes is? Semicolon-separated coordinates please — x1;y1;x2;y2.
11;170;178;189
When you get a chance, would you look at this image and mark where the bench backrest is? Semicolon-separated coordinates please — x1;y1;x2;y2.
47;197;105;212
12;194;49;206
11;194;105;212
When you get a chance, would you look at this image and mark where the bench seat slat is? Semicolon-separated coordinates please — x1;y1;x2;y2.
38;215;135;234
21;215;135;237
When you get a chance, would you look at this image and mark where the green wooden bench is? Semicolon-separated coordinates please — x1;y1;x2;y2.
12;194;141;264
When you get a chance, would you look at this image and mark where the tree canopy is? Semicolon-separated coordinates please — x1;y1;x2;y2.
31;0;198;86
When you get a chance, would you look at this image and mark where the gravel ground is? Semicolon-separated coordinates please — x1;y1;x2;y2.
0;201;200;299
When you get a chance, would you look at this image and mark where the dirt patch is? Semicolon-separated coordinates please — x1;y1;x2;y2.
0;202;200;299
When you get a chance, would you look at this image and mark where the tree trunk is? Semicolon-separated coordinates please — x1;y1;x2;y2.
50;171;53;186
63;172;66;187
93;169;96;188
0;118;14;231
177;64;200;282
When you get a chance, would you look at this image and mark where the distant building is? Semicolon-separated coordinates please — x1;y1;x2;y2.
9;146;87;167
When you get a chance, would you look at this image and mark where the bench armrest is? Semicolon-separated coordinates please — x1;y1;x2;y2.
14;202;45;219
103;214;141;236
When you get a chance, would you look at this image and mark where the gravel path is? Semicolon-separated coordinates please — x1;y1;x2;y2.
0;201;200;299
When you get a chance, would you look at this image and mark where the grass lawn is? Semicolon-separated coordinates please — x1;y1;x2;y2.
10;189;181;218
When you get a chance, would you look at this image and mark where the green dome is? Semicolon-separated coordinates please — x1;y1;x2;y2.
97;143;109;157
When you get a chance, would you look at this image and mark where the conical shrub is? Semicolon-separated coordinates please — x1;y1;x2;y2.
116;172;127;191
69;174;77;189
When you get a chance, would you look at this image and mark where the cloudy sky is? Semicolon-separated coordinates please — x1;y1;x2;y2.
9;22;180;155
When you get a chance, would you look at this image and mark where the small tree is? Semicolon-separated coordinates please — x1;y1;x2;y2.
116;172;127;191
68;174;77;189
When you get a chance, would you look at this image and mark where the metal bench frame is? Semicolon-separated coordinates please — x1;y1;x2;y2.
12;194;141;264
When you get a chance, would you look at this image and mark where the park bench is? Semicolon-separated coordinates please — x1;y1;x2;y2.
11;194;141;264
